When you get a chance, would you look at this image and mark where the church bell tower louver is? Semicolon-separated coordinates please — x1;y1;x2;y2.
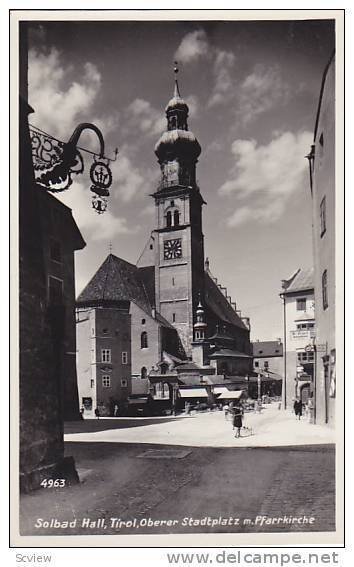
152;63;206;355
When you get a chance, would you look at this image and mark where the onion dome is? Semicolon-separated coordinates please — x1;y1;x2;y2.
155;63;201;164
155;129;201;162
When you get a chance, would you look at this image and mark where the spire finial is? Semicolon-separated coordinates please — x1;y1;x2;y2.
108;241;112;254
173;60;181;98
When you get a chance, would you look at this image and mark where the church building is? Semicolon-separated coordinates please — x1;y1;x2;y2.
76;71;252;416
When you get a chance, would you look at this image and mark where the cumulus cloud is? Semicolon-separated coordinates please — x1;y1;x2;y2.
110;151;145;202
174;29;236;108
219;130;312;227
208;50;236;107
237;64;290;125
175;29;210;63
56;180;130;241
28;48;102;140
139;204;155;217
124;98;165;138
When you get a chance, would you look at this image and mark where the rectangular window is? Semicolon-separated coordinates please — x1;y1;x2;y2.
264;361;269;369
296;298;306;311
48;276;63;305
90;379;94;388
121;379;128;387
322;270;328;310
297;352;314;363
254;361;259;368
101;349;111;363
102;375;111;388
122;351;128;364
320;196;326;237
172;313;176;323
50;239;62;263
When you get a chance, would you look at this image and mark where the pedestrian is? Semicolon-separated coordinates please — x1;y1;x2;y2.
224;403;229;420
94;407;100;419
293;399;302;420
114;404;119;417
80;406;84;420
233;403;244;438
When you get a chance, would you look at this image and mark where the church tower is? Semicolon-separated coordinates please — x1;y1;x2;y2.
152;64;206;355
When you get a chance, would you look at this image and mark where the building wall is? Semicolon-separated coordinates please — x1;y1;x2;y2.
254;355;283;377
284;291;315;407
154;189;205;356
19;61;80;489
76;307;132;416
39;193;83;420
312;56;336;426
130;303;160;395
155;224;194;354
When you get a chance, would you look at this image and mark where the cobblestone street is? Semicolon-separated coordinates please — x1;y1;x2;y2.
20;407;335;538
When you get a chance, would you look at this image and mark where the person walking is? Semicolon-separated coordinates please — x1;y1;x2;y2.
294;399;303;420
224;403;229;420
94;407;100;420
233;403;244;438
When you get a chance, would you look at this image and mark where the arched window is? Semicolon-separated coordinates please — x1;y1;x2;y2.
174;210;180;226
141;331;148;349
141;366;147;379
166;211;172;228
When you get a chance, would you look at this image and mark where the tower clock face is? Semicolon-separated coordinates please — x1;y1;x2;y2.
164;238;182;260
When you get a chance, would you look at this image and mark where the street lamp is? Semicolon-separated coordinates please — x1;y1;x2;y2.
29;122;118;214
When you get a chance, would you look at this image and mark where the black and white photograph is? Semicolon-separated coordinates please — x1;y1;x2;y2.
11;10;344;546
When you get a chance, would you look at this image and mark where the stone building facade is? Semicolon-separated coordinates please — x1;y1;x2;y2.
280;268;315;409
19;26;84;490
308;52;336;426
76;74;252;414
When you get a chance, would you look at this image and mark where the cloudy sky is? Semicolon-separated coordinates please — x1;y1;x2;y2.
26;17;335;340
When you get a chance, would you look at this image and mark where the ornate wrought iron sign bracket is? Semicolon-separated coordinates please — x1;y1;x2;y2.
29;122;118;214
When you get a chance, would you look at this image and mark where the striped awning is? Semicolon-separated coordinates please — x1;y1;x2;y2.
213;387;229;395
218;390;244;400
179;388;208;398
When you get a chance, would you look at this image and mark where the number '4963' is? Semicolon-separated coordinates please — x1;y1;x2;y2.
40;479;66;488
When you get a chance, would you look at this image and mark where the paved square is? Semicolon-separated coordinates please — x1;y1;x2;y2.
136;449;192;459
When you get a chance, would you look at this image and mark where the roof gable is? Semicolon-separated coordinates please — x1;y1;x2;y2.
281;268;314;295
77;254;151;312
252;341;283;357
204;272;247;330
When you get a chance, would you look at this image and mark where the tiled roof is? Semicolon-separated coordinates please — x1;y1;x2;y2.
281;268;314;295
204;272;247;330
176;361;202;372
77;254;151;313
209;348;252;359
138;266;155;305
252;341;283;357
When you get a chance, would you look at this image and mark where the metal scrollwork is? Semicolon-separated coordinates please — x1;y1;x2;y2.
30;127;84;192
90;157;112;197
29;123;117;214
92;195;108;214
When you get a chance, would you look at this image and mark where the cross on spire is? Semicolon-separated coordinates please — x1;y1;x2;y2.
173;60;181;98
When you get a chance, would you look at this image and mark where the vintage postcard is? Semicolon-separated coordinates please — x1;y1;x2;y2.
10;9;344;547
